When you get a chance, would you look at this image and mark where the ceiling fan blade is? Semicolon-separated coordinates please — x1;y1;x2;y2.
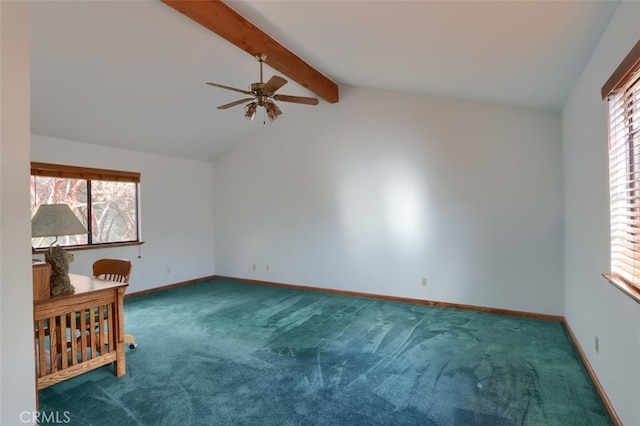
206;82;253;95
217;98;255;110
262;76;287;94
274;94;319;105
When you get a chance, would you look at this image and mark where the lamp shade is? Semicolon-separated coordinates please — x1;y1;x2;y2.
31;204;87;238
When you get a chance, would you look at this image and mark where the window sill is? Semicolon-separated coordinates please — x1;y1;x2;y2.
33;241;144;253
602;273;640;304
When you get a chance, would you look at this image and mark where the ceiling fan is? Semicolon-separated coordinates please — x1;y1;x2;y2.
206;53;319;122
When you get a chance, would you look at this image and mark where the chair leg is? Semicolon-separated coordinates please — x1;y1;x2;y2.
124;333;137;349
82;330;137;351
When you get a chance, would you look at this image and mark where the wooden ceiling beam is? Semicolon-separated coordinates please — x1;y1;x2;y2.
161;0;339;104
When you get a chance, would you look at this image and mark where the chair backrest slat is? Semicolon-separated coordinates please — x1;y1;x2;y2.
92;259;132;284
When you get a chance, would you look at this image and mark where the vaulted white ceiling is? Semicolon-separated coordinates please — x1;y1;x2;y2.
30;0;619;162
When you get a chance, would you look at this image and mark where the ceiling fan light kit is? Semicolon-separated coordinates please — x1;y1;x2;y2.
264;100;283;121
244;102;258;120
207;54;319;122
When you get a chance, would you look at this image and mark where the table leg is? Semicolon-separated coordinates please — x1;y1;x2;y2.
114;287;126;376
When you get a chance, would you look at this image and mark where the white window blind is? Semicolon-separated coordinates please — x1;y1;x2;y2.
606;41;640;289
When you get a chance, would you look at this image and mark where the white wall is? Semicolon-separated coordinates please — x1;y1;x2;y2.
212;86;564;315
563;1;640;424
0;1;37;423
31;135;216;293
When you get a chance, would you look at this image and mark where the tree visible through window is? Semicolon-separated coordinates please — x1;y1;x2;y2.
30;162;141;249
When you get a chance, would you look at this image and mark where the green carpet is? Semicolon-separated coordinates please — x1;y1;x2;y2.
38;279;611;425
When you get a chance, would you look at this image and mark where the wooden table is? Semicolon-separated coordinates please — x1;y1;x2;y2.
33;273;128;391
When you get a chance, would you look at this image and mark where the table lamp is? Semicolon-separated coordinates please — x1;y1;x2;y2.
31;204;87;295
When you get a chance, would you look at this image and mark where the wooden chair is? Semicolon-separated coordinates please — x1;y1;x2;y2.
93;259;137;349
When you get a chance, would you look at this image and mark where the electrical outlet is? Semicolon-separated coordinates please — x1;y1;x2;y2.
595;336;599;353
266;264;270;271
421;277;427;287
166;267;171;274
252;264;256;271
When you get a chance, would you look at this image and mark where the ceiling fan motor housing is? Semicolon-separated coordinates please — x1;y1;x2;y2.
250;82;265;93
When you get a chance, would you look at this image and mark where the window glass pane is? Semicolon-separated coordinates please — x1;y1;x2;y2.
30;176;88;248
91;180;138;243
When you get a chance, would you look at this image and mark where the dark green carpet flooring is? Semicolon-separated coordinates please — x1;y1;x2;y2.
39;279;611;425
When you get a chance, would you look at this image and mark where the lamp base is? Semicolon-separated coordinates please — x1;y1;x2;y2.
44;245;75;296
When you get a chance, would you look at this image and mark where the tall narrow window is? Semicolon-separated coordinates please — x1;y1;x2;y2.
31;162;141;250
603;40;640;300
